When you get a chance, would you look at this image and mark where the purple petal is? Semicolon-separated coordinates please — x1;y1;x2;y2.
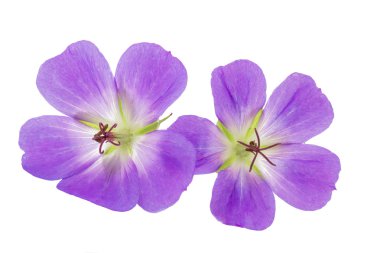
115;43;187;126
262;144;340;210
57;154;139;212
169;115;226;174
37;41;118;123
19;116;99;180
211;60;266;134
210;167;275;230
133;130;195;212
258;73;334;144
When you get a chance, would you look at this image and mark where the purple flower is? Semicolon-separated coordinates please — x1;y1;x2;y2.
19;41;195;212
170;60;341;230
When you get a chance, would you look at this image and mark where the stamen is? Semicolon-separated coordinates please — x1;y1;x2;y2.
237;128;280;172
92;122;120;154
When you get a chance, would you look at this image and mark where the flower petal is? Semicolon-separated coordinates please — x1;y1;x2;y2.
19;116;99;180
133;130;195;212
57;153;139;212
210;167;275;230
169;115;226;174
115;43;187;126
37;41;119;123
261;144;340;210
258;73;334;144
211;60;266;135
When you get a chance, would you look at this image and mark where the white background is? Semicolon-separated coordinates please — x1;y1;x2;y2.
1;0;379;252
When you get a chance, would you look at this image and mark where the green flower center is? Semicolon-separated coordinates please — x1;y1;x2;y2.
82;113;173;156
216;109;280;173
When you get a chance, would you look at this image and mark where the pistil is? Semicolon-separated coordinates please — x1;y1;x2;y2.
92;123;121;154
237;129;280;172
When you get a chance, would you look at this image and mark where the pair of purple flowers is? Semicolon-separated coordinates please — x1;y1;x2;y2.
19;41;340;230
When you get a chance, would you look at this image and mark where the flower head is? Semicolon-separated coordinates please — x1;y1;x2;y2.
19;41;195;212
170;60;340;230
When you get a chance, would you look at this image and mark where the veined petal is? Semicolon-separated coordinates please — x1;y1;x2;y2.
37;41;119;123
132;130;195;212
115;43;187;127
257;73;333;144
210;167;275;230
211;60;266;136
260;144;340;211
19;116;99;180
57;152;139;212
169;115;227;174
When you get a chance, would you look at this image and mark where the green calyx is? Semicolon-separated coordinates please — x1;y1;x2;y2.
118;98;128;125
245;109;262;140
216;121;234;142
216;156;235;172
135;113;173;135
79;120;99;129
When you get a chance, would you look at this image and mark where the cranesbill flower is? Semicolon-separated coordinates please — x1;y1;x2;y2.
19;41;195;212
170;60;340;230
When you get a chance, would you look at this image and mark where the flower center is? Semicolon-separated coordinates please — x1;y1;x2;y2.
237;128;280;172
92;122;121;154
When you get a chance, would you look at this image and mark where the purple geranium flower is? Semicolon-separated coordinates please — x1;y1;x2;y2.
170;60;341;230
19;41;195;212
